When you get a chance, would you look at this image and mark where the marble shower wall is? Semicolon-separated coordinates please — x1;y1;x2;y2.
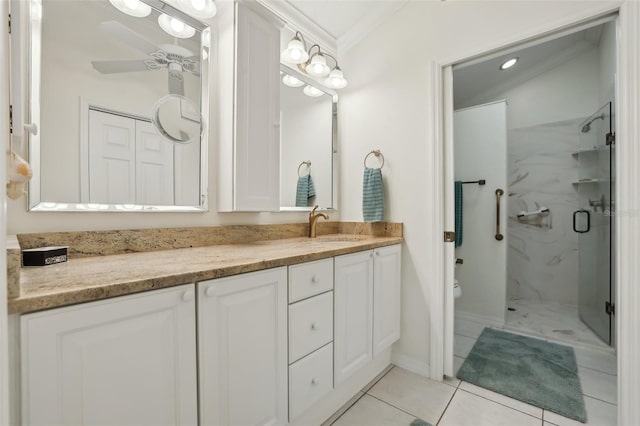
507;118;583;305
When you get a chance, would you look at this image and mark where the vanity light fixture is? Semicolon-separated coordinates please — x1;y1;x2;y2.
158;13;196;38
109;0;152;17
282;74;305;88
500;57;518;70
281;31;348;89
303;85;324;97
177;0;217;19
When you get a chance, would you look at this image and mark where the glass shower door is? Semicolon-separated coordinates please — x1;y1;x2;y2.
575;102;613;345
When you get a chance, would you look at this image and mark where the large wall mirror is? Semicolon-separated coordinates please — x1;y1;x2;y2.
279;65;336;211
26;0;210;212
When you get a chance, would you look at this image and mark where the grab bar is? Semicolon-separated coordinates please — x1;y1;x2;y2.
495;188;504;241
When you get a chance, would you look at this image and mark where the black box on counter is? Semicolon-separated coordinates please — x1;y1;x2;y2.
22;246;68;266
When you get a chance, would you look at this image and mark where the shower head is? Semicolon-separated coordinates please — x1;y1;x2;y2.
581;114;605;133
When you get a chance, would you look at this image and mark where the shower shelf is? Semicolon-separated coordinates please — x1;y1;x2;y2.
572;146;615;157
572;178;613;185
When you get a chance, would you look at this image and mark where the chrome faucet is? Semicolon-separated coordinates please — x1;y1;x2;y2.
309;205;329;238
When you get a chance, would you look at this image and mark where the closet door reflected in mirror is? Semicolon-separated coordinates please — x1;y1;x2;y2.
279;67;336;211
23;0;210;211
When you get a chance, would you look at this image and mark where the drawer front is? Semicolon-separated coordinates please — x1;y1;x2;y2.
289;343;333;420
289;291;333;363
289;258;334;303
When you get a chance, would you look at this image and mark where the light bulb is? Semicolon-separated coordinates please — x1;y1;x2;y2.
178;0;217;19
306;54;330;77
109;0;151;17
290;49;302;61
281;37;309;64
192;0;206;10
303;85;324;97
282;74;304;88
158;14;196;38
171;18;185;32
326;67;347;89
123;0;139;9
500;57;518;70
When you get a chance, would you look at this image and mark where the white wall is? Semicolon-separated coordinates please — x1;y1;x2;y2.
338;0;621;373
599;21;617;105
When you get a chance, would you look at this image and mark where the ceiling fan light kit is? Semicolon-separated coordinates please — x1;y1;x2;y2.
281;31;348;90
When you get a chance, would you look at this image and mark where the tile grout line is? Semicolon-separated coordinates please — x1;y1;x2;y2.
435;386;459;425
329;392;367;425
365;393;431;423
455;387;543;420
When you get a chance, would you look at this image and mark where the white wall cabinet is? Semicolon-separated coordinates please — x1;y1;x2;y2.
198;267;288;426
334;245;402;385
20;284;198;426
218;2;283;212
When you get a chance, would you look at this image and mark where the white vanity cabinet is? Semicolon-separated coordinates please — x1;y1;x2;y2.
218;1;284;212
20;284;198;426
197;267;288;426
334;245;402;385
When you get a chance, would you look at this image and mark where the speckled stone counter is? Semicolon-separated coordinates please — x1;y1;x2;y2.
9;224;403;315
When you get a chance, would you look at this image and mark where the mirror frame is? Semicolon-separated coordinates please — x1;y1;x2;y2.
26;0;210;212
278;64;338;212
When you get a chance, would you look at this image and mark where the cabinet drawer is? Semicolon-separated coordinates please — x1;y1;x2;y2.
289;343;333;420
289;258;333;303
289;291;333;363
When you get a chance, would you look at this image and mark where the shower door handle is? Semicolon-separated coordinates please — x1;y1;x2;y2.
495;188;504;241
573;209;591;233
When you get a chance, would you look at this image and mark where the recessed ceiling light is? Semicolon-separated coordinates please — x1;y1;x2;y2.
500;57;518;70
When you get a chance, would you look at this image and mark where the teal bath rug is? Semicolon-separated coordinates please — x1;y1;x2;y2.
456;328;587;423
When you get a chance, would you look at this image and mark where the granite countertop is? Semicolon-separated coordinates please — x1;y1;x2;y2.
9;234;403;315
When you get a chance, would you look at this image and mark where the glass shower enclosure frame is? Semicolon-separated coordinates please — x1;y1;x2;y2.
575;102;614;346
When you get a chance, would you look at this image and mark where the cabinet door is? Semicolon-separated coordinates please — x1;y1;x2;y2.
373;245;402;356
334;250;374;386
198;267;288;426
234;2;281;211
21;284;198;426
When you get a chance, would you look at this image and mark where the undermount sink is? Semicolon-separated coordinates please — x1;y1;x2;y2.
314;235;370;242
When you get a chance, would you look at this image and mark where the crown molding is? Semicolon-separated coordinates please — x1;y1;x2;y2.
337;0;408;55
254;0;337;55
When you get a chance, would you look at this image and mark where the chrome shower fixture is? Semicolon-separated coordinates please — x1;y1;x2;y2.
581;114;605;133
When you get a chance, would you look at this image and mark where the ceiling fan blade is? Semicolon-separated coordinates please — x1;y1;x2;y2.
100;21;159;55
91;60;150;74
168;71;185;95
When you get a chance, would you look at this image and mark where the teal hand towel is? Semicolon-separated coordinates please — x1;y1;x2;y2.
295;175;316;207
363;167;384;222
454;181;463;247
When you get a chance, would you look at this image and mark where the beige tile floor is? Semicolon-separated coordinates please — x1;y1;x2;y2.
328;318;617;425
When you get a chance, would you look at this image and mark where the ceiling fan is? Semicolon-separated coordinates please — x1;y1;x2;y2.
91;21;200;95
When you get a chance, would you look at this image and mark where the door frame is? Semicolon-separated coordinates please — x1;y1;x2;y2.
429;2;640;423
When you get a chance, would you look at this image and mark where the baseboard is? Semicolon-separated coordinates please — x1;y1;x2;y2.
391;353;430;377
455;309;505;327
